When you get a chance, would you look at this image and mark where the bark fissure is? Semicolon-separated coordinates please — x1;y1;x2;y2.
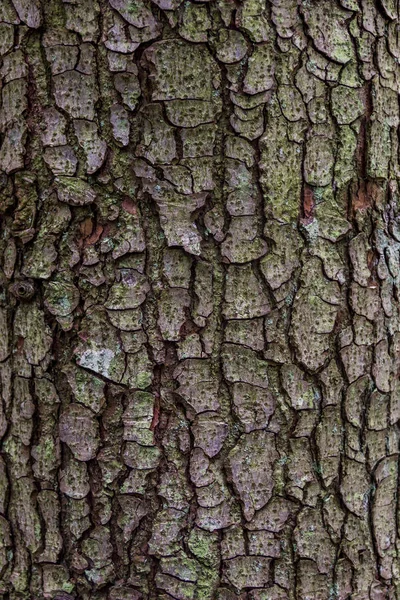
1;0;400;598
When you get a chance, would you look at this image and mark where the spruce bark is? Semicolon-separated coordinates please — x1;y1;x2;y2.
0;0;399;598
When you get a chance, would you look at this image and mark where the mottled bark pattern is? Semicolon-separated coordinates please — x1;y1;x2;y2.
1;0;400;598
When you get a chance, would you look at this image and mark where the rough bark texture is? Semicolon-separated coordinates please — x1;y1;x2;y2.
1;0;400;598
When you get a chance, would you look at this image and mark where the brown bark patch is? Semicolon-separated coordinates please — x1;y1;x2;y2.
300;184;315;225
150;396;160;432
351;181;372;213
122;197;138;215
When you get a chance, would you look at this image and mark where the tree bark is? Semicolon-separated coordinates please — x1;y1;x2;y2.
1;0;400;598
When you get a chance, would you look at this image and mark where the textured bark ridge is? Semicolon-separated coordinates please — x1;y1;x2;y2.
1;0;400;598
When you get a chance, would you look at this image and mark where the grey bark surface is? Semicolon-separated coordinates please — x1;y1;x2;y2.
0;0;400;598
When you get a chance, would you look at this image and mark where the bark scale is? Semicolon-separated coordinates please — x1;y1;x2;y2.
0;0;399;598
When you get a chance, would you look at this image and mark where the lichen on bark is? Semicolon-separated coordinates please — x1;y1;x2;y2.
1;0;400;599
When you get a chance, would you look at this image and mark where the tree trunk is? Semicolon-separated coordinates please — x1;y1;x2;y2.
1;0;400;598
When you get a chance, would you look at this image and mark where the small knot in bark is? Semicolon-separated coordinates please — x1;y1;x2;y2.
10;279;36;301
